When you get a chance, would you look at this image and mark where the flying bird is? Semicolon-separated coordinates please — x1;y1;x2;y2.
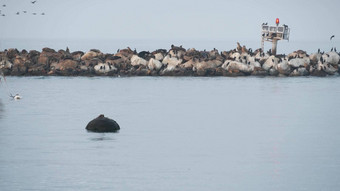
31;1;37;4
330;35;335;40
32;13;37;15
16;12;19;15
41;12;45;15
23;11;27;13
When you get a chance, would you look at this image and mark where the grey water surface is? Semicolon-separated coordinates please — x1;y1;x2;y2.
0;76;340;191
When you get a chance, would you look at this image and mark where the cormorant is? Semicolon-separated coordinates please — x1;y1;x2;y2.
331;47;333;52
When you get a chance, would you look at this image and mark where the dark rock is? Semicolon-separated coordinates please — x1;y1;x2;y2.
6;48;19;59
310;69;327;77
86;114;120;133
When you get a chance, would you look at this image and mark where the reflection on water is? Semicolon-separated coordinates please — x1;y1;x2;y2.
0;99;3;119
89;133;117;142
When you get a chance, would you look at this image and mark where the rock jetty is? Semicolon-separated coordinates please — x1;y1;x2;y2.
1;43;339;77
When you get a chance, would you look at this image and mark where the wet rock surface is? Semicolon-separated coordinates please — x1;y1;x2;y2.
1;44;339;77
86;114;120;133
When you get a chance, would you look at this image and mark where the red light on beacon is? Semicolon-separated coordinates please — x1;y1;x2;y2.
276;18;280;25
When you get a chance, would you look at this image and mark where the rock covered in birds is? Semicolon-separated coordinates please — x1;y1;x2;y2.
1;43;339;77
86;114;120;133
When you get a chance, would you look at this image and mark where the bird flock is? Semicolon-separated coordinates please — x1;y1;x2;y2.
0;0;45;17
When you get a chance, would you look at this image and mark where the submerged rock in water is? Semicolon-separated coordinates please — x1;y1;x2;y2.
86;114;120;132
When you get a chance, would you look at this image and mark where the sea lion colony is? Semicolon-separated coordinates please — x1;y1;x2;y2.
0;43;339;77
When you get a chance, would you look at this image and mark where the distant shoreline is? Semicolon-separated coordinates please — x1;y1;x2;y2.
1;45;339;77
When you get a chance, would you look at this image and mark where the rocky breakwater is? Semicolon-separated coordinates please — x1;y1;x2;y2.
1;44;339;77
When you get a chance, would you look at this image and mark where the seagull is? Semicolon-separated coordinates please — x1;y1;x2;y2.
31;1;37;4
330;35;335;40
10;94;22;100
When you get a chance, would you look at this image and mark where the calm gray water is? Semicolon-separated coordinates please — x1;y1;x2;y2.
0;76;340;191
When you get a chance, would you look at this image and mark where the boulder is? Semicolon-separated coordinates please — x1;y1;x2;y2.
94;63;117;74
323;52;340;66
131;55;147;67
288;58;310;68
277;60;291;75
262;56;278;71
222;61;254;74
86;114;120;133
148;58;163;71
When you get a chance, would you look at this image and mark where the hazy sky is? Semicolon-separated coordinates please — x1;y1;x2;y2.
0;0;339;53
0;0;339;41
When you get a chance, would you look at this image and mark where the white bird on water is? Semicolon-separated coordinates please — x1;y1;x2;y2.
11;94;22;100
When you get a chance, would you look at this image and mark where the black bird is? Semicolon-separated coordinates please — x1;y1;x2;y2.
16;12;19;15
318;48;320;53
331;47;333;52
320;57;324;63
32;13;37;15
31;1;37;4
2;4;6;7
41;13;45;15
23;11;27;13
330;35;335;40
265;22;268;25
1;14;5;16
